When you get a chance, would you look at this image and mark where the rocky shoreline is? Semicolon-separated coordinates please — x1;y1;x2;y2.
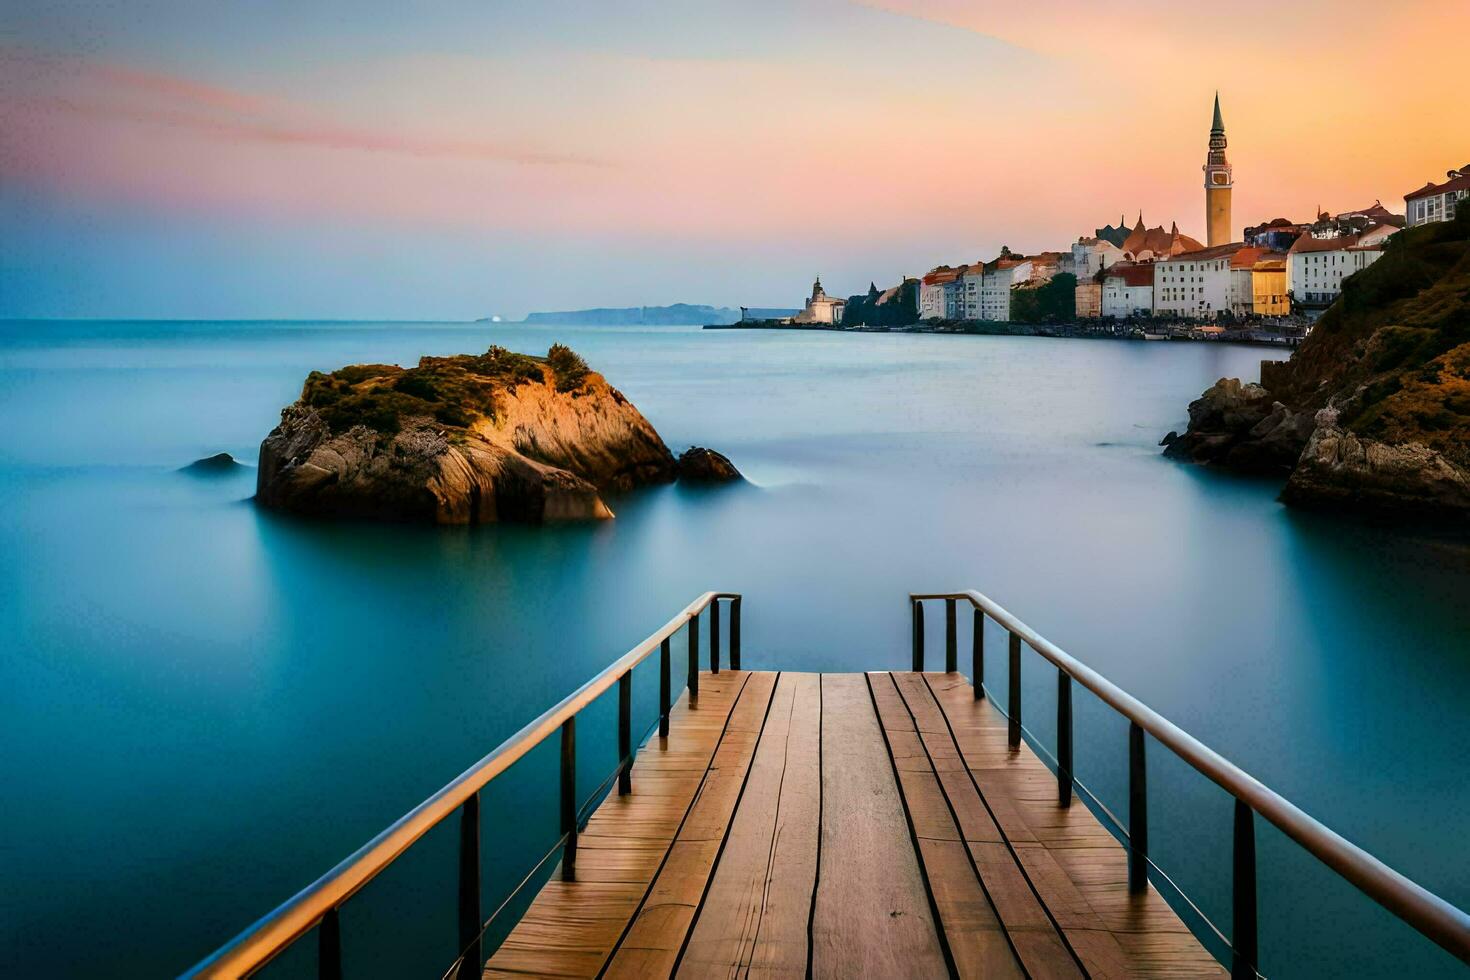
1162;210;1470;526
256;345;739;524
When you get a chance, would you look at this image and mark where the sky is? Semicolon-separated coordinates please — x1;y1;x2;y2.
2;0;1467;320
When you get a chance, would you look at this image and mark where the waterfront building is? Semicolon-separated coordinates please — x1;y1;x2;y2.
1404;166;1470;226
956;263;981;318
1070;237;1125;280
1203;93;1233;247
1075;279;1102;319
1120;215;1203;262
1100;264;1154;318
1286;234;1384;308
792;276;845;324
980;256;1033;321
1153;242;1245;319
1227;246;1271;317
1250;255;1290;316
945;266;975;319
919;267;959;320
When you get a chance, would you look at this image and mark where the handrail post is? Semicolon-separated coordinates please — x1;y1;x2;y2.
687;613;700;703
711;598;721;674
1129;722;1148;893
318;907;341;980
731;596;742;670
1057;671;1073;808
618;672;632;795
1008;632;1022;748
456;793;481;980
972;609;984;700
560;717;577;881
659;637;671;738
912;600;925;671
945;598;958;672
1233;800;1258;979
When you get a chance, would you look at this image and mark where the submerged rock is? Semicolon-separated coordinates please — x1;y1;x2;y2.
677;446;742;482
256;346;678;524
182;452;242;474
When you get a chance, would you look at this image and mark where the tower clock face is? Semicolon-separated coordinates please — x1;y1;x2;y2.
1212;173;1228;185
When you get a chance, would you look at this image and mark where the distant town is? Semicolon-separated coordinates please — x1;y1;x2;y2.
732;95;1469;345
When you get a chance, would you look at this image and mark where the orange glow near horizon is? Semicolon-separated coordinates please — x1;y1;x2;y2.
2;0;1468;315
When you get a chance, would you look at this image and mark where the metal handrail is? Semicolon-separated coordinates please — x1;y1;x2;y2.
186;591;742;978
910;589;1470;970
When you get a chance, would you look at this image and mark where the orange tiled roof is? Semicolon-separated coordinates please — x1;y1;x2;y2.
1162;242;1248;262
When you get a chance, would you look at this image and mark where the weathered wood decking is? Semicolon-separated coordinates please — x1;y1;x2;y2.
485;671;1224;979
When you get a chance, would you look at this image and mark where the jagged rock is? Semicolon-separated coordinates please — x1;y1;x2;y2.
182;452;241;474
256;346;677;524
677;447;741;482
1281;413;1470;520
1223;401;1316;474
1162;379;1278;466
1159;431;1178;447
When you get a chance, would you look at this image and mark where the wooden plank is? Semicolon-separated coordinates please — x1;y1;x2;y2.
602;672;778;979
484;670;758;980
810;674;946;979
678;673;821;979
884;673;1083;980
924;672;1226;978
871;672;1031;980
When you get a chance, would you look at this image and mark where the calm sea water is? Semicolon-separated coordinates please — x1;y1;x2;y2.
1;321;1466;978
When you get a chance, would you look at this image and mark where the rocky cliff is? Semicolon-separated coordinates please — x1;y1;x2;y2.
257;345;683;523
1165;207;1470;524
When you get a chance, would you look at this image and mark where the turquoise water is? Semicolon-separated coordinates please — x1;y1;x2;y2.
1;321;1466;978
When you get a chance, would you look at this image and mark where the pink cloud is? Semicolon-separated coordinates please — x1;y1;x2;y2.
0;46;605;169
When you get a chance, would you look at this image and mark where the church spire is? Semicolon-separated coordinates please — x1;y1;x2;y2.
1212;91;1223;133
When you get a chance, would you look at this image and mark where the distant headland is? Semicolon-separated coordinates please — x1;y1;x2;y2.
511;304;797;326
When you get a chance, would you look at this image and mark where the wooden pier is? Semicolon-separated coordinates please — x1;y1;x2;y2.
486;670;1221;978
185;592;1470;980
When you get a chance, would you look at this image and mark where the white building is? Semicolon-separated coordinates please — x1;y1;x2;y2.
980;257;1033;321
943;271;969;319
1404;168;1470;227
1287;234;1384;308
1153;243;1243;319
1070;238;1125;280
792;276;844;324
1100;264;1154;319
919;267;959;320
961;263;987;319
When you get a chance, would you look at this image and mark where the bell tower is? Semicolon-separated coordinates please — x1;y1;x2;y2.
1203;92;1233;246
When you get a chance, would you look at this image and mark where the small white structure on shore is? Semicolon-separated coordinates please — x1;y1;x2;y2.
792;276;845;324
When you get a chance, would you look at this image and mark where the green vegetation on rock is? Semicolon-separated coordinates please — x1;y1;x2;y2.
1274;206;1470;467
301;345;578;434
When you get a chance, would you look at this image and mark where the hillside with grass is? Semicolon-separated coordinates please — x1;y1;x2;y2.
1167;206;1470;521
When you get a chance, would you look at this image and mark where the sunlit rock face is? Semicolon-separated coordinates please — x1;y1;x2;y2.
256;346;677;524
